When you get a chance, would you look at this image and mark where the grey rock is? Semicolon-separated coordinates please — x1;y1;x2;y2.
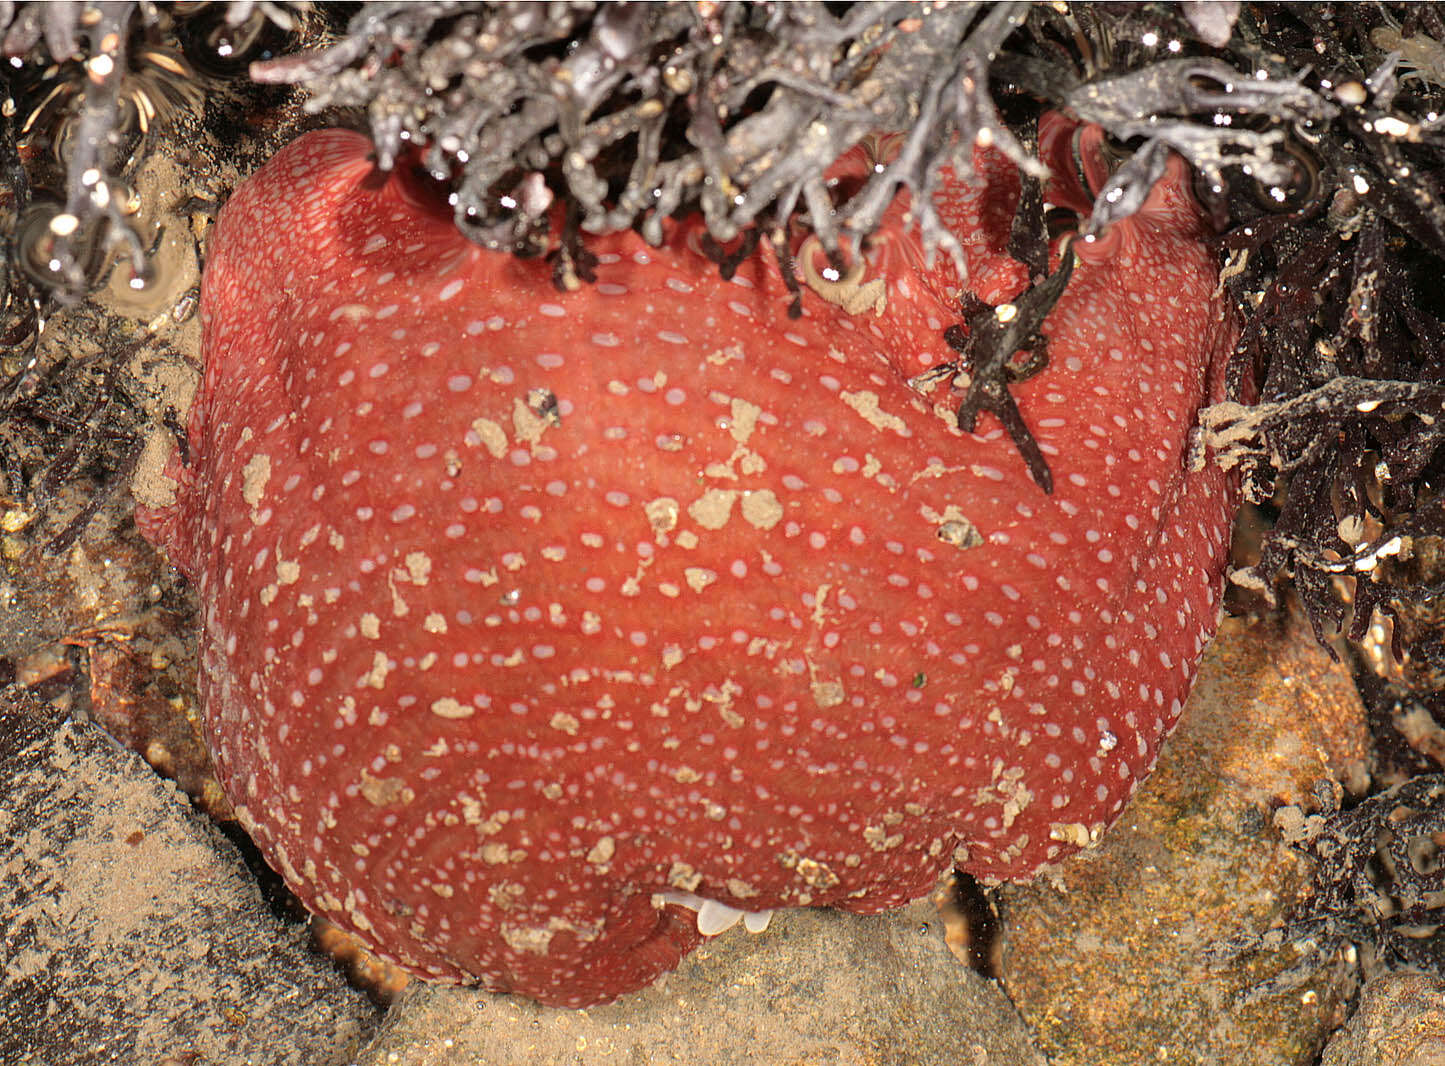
1321;972;1445;1066
355;898;1045;1066
0;686;379;1065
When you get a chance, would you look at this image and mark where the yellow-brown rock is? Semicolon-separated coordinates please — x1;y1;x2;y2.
998;607;1369;1066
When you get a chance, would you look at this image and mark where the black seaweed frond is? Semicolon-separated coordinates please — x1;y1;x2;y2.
1264;777;1445;977
249;1;1050;272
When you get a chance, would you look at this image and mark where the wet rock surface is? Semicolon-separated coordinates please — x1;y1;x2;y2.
997;607;1370;1066
353;898;1046;1066
1320;971;1445;1066
0;686;378;1064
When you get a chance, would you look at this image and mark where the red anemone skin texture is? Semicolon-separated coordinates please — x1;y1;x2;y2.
135;116;1239;1007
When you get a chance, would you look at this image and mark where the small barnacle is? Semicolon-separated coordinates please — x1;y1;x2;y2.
174;3;292;80
18;44;204;173
5;7;224;306
526;388;561;426
936;520;984;551
1250;137;1323;215
14;195;111;294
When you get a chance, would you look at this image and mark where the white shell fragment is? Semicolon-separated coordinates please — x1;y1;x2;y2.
660;890;775;937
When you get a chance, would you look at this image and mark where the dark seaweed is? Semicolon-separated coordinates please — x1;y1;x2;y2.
942;238;1076;494
1210;777;1445;992
1195;776;1445;1006
248;2;1048;274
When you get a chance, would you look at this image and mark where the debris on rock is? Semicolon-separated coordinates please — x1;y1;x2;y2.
0;686;379;1064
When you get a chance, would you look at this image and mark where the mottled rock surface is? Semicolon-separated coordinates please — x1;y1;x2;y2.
1321;972;1445;1066
997;608;1369;1066
354;898;1045;1066
0;686;378;1065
